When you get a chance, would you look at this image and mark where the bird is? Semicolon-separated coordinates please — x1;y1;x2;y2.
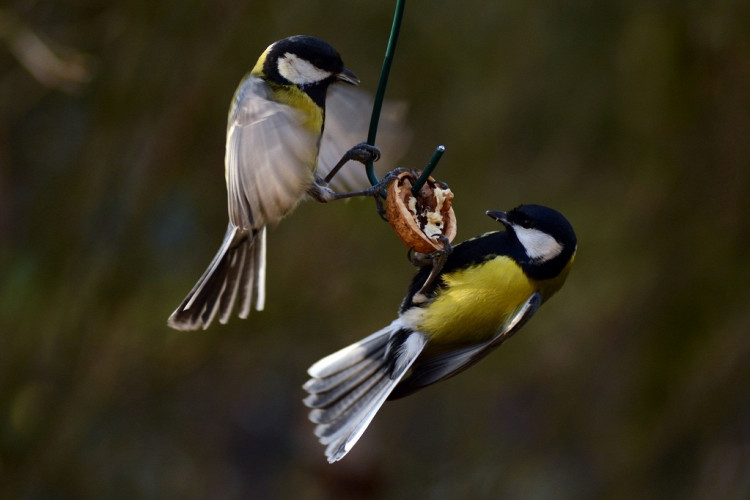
303;204;577;462
168;35;409;331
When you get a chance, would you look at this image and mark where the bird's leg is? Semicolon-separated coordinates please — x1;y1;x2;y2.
323;142;381;184
409;235;453;304
309;167;404;205
309;143;393;212
408;235;453;268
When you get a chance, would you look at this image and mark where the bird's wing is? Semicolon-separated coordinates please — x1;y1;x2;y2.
225;77;320;230
389;292;543;400
318;84;411;192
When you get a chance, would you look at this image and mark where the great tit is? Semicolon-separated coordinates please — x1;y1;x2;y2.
168;35;408;331
303;204;577;462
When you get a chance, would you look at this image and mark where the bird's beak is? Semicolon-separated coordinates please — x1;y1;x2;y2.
337;67;360;86
486;210;511;228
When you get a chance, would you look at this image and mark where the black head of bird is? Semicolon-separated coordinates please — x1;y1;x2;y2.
257;35;360;106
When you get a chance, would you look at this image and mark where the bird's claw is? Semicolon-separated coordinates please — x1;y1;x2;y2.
371;167;407;221
407;235;453;303
408;235;453;267
347;142;381;164
323;143;382;184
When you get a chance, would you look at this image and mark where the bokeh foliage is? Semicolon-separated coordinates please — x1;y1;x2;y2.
2;0;749;498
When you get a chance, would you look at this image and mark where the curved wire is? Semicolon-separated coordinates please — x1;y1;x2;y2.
365;0;406;187
366;0;444;195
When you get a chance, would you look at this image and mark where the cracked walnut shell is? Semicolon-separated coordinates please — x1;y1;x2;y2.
385;170;456;254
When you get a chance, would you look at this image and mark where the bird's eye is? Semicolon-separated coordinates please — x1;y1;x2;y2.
519;218;533;228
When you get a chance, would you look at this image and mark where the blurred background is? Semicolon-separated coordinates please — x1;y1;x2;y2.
2;0;749;498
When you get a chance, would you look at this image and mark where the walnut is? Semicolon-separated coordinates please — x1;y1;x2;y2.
385;170;456;253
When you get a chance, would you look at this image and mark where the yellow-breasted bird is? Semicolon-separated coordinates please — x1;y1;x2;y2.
303;204;577;462
168;35;409;331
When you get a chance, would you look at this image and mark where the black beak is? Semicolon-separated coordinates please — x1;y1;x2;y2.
337;67;360;85
486;210;511;228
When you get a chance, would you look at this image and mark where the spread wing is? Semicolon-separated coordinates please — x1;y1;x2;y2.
225;76;320;230
389;292;543;399
318;84;411;192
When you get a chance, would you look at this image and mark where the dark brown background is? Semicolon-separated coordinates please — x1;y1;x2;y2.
2;1;749;498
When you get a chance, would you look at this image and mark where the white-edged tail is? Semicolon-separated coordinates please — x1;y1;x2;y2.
167;224;266;331
303;321;427;462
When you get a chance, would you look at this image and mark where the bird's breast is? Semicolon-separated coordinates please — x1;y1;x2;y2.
413;256;536;346
270;85;325;134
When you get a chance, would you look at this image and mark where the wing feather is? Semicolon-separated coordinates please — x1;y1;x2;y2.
389;293;543;399
318;84;411;192
226;77;319;229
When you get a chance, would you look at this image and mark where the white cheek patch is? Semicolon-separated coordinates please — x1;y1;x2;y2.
277;53;332;85
514;226;563;262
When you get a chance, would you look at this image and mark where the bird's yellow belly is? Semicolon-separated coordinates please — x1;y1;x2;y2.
414;257;535;347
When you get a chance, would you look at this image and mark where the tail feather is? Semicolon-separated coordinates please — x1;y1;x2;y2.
216;237;246;325
318;372;405;461
167;224;266;331
303;322;427;462
308;366;387;426
303;356;384;409
315;373;390;440
307;326;392;378
248;224;266;315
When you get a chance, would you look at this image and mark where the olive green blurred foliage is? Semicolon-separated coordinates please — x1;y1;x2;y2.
2;0;749;498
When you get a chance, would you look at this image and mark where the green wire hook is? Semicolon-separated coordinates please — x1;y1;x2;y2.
365;0;405;187
413;145;445;195
365;0;445;195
